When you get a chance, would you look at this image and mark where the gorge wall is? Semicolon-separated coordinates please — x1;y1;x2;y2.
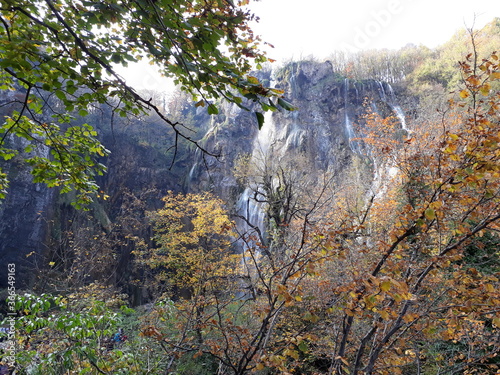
188;60;410;210
0;60;411;291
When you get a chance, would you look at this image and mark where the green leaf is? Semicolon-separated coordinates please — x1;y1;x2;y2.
255;111;265;130
55;90;66;101
1;151;17;161
111;54;121;64
424;208;436;221
207;104;219;115
278;97;297;111
247;76;259;85
298;341;308;352
78;109;89;117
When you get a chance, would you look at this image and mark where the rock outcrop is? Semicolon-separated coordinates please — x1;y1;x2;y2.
0;60;410;290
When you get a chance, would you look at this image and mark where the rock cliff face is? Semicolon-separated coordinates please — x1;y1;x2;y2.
0;139;54;288
0;110;185;289
0;60;409;290
187;60;409;208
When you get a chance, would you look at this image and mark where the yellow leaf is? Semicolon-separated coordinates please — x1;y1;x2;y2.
491;71;500;80
404;293;417;301
256;363;265;371
364;295;376;309
284;348;299;360
479;83;491;96
403;314;414;323
380;310;389;320
49;261;55;267
430;201;443;210
492;317;500;328
459;89;470;98
380;280;391;292
405;349;416;358
393;294;403;303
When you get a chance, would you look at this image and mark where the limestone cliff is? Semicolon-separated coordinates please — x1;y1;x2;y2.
187;60;409;209
0;60;410;292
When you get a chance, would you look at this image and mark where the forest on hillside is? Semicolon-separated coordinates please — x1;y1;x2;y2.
0;1;499;374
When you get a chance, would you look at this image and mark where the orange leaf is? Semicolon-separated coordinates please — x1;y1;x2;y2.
467;76;481;86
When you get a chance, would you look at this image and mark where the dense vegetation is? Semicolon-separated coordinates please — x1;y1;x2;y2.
0;0;291;207
0;2;499;374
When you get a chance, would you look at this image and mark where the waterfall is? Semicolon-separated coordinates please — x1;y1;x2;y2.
235;127;270;246
284;127;305;152
236;187;267;244
254;109;274;157
344;78;361;154
186;147;202;189
385;83;408;131
235;80;279;246
375;80;387;102
366;82;407;200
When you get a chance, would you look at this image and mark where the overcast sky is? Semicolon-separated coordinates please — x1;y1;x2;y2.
122;0;500;92
247;0;500;61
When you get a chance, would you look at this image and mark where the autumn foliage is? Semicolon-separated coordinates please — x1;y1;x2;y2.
136;51;499;374
4;50;500;375
315;51;500;374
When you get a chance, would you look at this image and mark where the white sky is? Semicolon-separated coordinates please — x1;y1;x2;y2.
122;0;500;92
248;0;500;61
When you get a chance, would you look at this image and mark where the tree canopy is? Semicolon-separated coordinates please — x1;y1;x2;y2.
0;0;290;206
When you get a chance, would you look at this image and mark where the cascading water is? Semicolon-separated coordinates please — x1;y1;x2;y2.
233;107;277;299
187;148;202;184
385;83;408;131
235;92;276;247
339;77;409;202
367;81;408;197
374;80;408;131
342;78;408;157
236;186;267;244
185;61;410;252
254;109;274;156
344;78;362;154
